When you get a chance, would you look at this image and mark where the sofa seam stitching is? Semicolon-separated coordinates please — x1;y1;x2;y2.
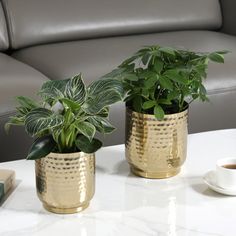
0;1;9;50
207;86;236;95
1;1;14;49
0;111;17;118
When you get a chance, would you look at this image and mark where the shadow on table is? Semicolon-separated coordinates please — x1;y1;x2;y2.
96;159;137;178
191;183;229;198
112;160;137;177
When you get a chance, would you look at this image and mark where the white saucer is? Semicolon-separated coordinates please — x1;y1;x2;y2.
203;170;236;196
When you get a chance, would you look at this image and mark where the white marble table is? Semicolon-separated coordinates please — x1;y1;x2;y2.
1;129;236;236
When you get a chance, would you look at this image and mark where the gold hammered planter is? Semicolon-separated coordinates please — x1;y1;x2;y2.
125;107;188;179
35;152;95;214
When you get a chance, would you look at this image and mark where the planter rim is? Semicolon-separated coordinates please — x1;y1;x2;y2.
126;106;188;119
44;151;95;158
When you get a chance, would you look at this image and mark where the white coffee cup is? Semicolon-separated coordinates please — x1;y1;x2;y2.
216;158;236;189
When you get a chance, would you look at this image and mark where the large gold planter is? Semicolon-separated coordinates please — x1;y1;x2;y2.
125;107;188;179
35;152;95;214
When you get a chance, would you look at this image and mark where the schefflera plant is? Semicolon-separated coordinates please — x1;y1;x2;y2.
104;45;228;119
5;74;124;160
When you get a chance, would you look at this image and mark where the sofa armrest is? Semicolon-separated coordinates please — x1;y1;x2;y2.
220;0;236;35
0;53;49;162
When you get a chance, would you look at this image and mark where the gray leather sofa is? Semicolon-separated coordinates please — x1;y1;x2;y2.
0;0;236;162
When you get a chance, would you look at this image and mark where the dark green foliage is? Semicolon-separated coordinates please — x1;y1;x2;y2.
6;74;124;159
27;135;56;160
75;135;102;154
103;45;228;119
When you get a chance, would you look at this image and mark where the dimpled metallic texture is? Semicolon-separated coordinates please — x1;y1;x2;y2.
35;152;95;214
125;107;188;179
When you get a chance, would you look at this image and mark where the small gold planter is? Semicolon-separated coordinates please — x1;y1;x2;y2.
125;107;188;179
35;152;95;214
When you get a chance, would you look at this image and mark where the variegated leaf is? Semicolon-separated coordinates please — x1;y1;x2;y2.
97;107;109;118
83;90;122;114
4;115;25;134
65;74;86;104
25;108;64;136
16;96;38;110
39;79;69;104
87;116;115;134
88;78;124;98
73;121;96;141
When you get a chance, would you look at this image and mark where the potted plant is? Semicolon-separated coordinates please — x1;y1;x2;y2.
5;74;124;213
104;45;227;179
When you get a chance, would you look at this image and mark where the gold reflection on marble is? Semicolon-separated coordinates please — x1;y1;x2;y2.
35;152;95;214
125;108;188;179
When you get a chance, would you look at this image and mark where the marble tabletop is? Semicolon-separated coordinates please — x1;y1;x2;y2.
1;129;236;236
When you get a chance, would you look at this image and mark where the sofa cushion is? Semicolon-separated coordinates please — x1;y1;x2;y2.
12;31;236;94
0;2;9;50
0;53;48;115
3;0;222;49
220;0;236;36
12;30;236;145
189;90;236;134
0;53;49;162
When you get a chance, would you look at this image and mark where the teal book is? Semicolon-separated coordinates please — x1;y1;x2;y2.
0;183;4;202
0;170;15;203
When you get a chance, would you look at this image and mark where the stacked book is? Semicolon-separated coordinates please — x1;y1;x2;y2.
0;169;15;202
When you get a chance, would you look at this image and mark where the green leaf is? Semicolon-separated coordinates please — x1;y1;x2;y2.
61;98;81;112
142;100;156;110
192;93;199;99
164;70;188;85
75;135;102;153
25;108;64;136
141;53;150;65
215;50;230;55
140;70;156;79
87;116;115;134
158;99;172;105
120;56;139;66
5;115;25;134
132;96;142;113
65;74;86;104
159;47;176;56
136;47;150;56
97;107;109;118
144;75;158;89
142;88;149;98
39;79;69;104
16;107;30;116
83;78;124;114
125;74;139;81
63;108;75;126
153;59;164;73
199;84;208;101
73;121;96;142
167;90;180;101
16;96;38;110
88;78;124;98
199;84;207;95
194;64;207;78
159;76;173;90
83;89;123;114
208;53;224;63
27;135;56;160
102;68;126;79
154;105;165;120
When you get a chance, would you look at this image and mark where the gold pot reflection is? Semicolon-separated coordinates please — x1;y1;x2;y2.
35;152;95;214
125;107;188;179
